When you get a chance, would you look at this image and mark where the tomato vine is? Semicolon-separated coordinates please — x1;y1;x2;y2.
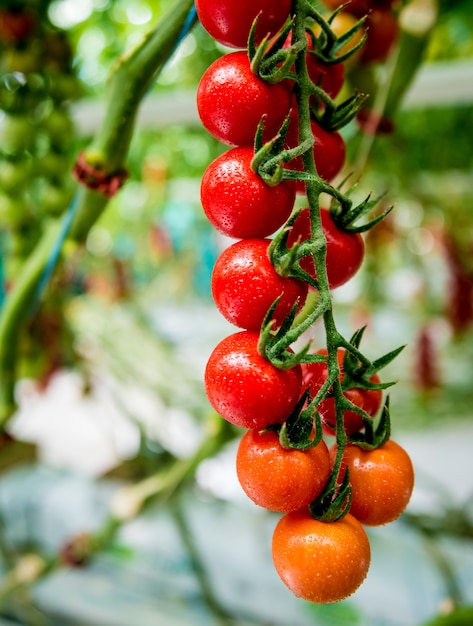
197;0;415;604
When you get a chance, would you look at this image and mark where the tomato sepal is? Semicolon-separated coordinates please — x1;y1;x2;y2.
248;15;298;85
309;463;352;522
277;388;324;450
308;4;368;64
348;396;392;450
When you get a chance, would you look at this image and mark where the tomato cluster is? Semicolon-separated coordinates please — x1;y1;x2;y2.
196;0;413;606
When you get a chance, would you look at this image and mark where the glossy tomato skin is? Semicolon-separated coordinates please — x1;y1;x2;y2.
332;440;415;526
302;348;382;435
287;208;365;290
200;147;296;239
212;239;308;331
236;428;331;512
205;331;302;430
272;510;371;603
195;0;292;49
197;51;293;147
285;111;346;191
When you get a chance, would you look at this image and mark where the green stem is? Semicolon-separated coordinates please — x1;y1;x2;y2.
0;0;196;426
290;0;354;508
0;220;62;425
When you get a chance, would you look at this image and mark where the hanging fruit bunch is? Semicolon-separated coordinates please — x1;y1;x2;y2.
195;0;414;604
0;0;81;386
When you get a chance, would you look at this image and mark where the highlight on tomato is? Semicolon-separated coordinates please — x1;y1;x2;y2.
200;146;296;239
272;510;371;603
195;0;292;49
204;330;302;430
197;51;293;147
211;238;308;331
236;428;331;512
331;439;415;526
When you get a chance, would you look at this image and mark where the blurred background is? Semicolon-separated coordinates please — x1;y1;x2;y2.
0;0;472;624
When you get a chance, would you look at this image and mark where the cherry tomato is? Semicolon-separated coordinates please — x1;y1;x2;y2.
283;32;345;100
236;428;331;512
195;0;292;49
212;239;308;331
197;51;293;147
285;111;346;191
331;440;415;526
205;331;302;430
200;147;296;239
287;207;365;289
272;510;371;603
302;348;382;435
360;8;399;64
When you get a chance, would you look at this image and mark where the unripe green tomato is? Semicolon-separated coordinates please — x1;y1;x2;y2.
0;158;32;192
0;114;35;154
0;193;32;228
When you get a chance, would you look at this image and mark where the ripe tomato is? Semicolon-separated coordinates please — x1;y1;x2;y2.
197;51;293;147
360;8;399;64
195;0;292;49
285;111;346;191
212;239;308;331
205;331;302;430
331;440;415;526
272;510;371;603
302;348;382;435
200;147;296;239
236;428;331;512
283;32;345;100
287;207;365;290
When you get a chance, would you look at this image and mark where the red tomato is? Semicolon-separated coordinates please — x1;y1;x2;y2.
236;428;331;512
331;440;415;526
195;0;292;49
285;110;346;191
197;51;293;147
205;331;302;430
283;32;345;99
212;239;308;331
272;510;371;603
302;348;382;435
200;147;296;239
360;8;399;64
287;207;365;290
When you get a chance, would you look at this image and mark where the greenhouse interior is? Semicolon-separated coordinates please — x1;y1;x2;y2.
0;0;472;625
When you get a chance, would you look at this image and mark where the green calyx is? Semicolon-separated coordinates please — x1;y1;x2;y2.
326;177;395;233
265;389;324;451
308;4;368;65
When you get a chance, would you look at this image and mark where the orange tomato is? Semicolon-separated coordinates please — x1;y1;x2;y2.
272;510;371;603
236;429;331;512
332;440;415;526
